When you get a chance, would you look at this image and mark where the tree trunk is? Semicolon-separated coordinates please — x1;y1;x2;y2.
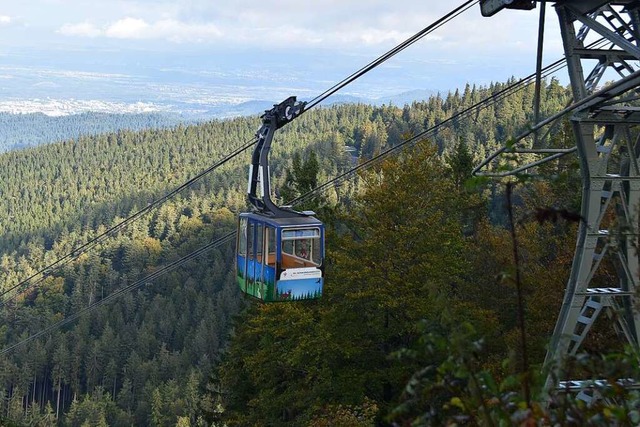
55;378;61;420
40;370;46;411
32;373;36;407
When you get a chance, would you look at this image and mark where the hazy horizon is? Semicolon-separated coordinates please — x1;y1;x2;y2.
0;1;568;117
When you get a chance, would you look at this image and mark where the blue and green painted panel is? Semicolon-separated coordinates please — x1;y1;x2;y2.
237;254;322;302
275;277;323;301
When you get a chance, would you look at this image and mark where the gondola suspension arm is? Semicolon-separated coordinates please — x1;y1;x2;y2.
247;96;307;218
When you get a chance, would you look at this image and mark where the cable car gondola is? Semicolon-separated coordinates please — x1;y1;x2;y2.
236;97;325;302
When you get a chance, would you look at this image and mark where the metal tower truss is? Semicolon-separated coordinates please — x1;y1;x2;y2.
478;0;640;386
545;0;640;371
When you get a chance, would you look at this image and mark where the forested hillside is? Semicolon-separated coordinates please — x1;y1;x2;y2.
0;77;601;426
0;112;190;152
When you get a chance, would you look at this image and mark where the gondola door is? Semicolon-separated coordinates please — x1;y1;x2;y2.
254;221;265;298
237;217;261;298
263;225;277;301
236;216;249;294
237;216;279;301
246;220;265;299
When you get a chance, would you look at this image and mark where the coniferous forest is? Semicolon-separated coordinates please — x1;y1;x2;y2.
0;112;188;152
0;78;631;426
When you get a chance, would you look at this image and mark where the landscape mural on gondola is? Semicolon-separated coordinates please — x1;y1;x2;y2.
237;255;323;301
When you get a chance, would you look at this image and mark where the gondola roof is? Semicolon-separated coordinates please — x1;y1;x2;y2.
239;211;323;228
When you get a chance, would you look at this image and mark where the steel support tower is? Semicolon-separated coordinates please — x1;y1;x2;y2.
480;0;640;385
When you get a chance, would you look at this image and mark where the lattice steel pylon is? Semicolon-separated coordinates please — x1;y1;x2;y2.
479;0;640;386
545;0;640;372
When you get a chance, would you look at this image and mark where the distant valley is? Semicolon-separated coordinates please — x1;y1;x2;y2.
0;51;440;150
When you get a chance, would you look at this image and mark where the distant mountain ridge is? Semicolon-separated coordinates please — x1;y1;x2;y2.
0;89;438;151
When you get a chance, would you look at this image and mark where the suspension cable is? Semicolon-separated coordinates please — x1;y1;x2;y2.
294;62;570;206
309;35;609;193
2;0;481;306
0;138;257;306
533;1;547;148
0;231;237;356
306;0;479;110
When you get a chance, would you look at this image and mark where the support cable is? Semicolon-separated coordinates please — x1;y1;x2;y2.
1;0;481;305
0;138;258;305
305;0;479;110
0;231;236;356
533;1;546;148
304;42;618;191
295;60;569;206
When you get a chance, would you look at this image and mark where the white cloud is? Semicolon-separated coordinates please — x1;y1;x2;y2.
105;17;149;39
147;19;223;42
49;2;559;57
50;2;457;47
58;16;223;42
0;15;11;25
58;22;101;37
218;25;443;50
354;29;418;45
54;15;448;48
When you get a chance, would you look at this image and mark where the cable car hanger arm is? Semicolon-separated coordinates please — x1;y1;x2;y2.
247;96;308;217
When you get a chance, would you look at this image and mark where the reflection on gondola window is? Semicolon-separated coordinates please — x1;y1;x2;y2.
282;228;321;265
238;218;247;255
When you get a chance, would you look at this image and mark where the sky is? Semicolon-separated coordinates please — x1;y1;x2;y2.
0;1;569;112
